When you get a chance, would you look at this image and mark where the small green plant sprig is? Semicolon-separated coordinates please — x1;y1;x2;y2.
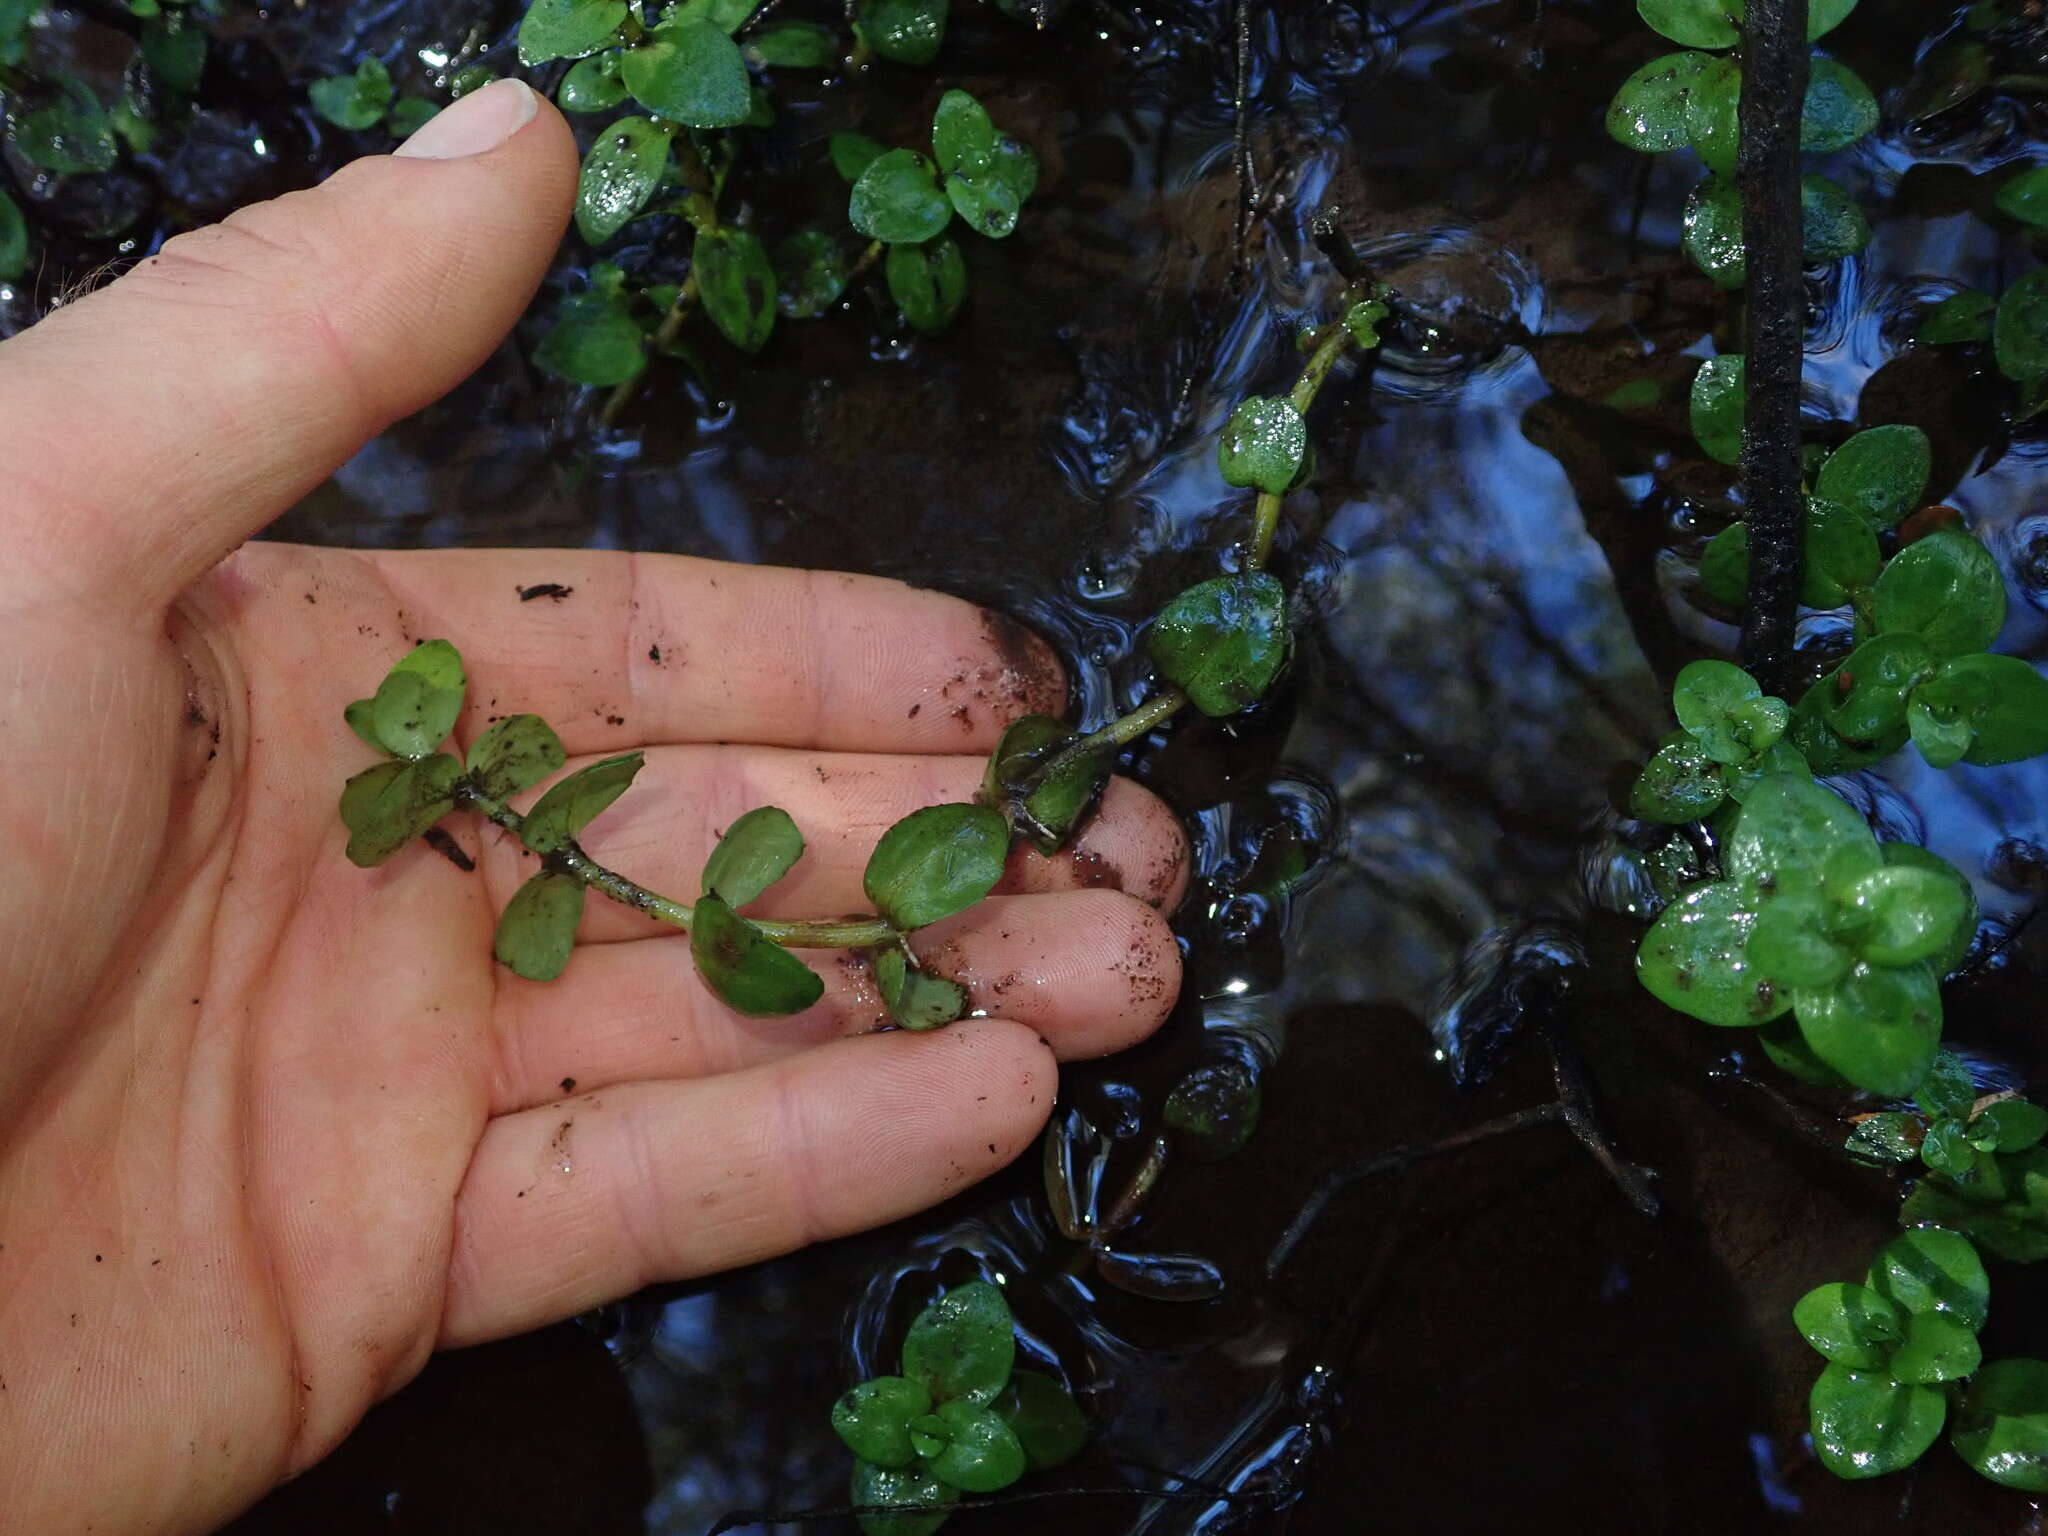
337;255;1385;1017
1845;1052;2048;1263
1606;0;1875;289
0;0;214;279
1793;1227;2048;1491
830;1280;1086;1535
309;55;481;138
1916;168;2048;419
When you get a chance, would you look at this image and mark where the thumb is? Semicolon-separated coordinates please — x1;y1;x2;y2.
0;78;577;612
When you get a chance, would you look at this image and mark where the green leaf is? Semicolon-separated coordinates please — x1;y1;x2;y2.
1954;1358;2048;1492
701;805;804;906
849;1460;957;1536
1997;164;2048;229
1344;297;1390;349
1690;353;1745;464
1844;1112;1924;1166
0;190;25;282
517;0;627;65
932;89;995;174
1698;521;1749;606
1920;290;1996;345
1683;175;1745;287
1994;269;2048;385
1672;660;1764;753
1802;58;1878;153
832;1376;932;1469
1606;50;1712;154
696;227;777;353
466;715;567;799
1217;396;1308;495
1867;1226;1990;1330
1820;634;1936;742
983;715;1110;854
1809;1365;1947;1479
1163;1059;1262;1160
1148;571;1290;718
494;870;586;981
1815;425;1933;531
535;290;647;386
1892;842;1981;976
1919;1050;1979;1120
575;116;673;244
1799;497;1882;607
773;229;850;319
900;1280;1014;1407
850;150;951;244
874;947;969;1030
1636;0;1737;49
885;236;969;333
1721;772;1881;900
620;18;752;128
1976;1100;2048;1155
1802;173;1871;263
521;752;644;853
831;130;888;182
1792;961;1942;1098
1872;529;2005;657
1636;880;1788;1027
558;52;628;113
921;1400;1025;1493
19;75;118;173
1723;738;1810;802
1759;1017;1849;1085
1792;1281;1905;1370
1923;1117;1981;1177
747;20;838;66
864;803;1009;930
343;697;385;752
994;1372;1087;1471
1891;1309;1984;1385
1910;653;2048;766
309;57;393;131
1909;694;1976;769
368;639;467;760
854;0;947;65
1630;735;1728;822
1748;892;1853;988
690;894;825;1016
140;12;207;95
1685;55;1740;178
339;754;462;867
1836;864;1971;968
385;97;439;137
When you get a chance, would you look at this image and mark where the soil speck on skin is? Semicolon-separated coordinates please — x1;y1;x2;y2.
978;610;1065;714
1069;847;1125;892
648;645;663;664
606;714;626;726
560;1077;577;1093
518;583;574;602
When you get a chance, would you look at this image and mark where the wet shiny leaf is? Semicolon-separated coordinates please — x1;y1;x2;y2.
1801;58;1878;153
901;1280;1014;1407
850;150;951;244
620;18;751;127
1606;50;1711;154
494;870;586;981
1844;1112;1923;1166
340;754;462;867
1837;864;1971;968
983;714;1109;854
1995;269;2048;384
1163;1059;1262;1160
574;115;672;244
1672;660;1767;757
831;130;888;181
875;946;968;1030
1801;173;1870;263
1800;497;1882;607
747;20;837;66
690;894;825;1015
1893;1309;1983;1386
1915;652;2048;766
832;1376;931;1470
1217;395;1308;494
534;289;647;385
1792;961;1942;1098
1685;55;1740;177
517;0;627;64
309;57;392;131
1630;734;1727;822
696;226;777;352
521;751;644;853
1148;571;1290;718
1759;1017;1848;1086
922;1400;1025;1493
1723;0;1858;42
385;97;438;137
557;51;628;112
1809;1365;1945;1479
854;0;947;65
1698;520;1749;605
701;805;804;906
369;638;466;760
1815;425;1932;530
1748;892;1853;988
1682;174;1744;286
864;803;1008;930
849;1459;957;1536
1690;352;1744;464
931;88;994;174
20;74;118;173
994;1372;1087;1470
1976;1100;2048;1155
1821;634;1936;742
1868;1225;1989;1329
1954;1358;2048;1492
466;714;567;799
1918;1050;1979;1121
774;229;850;318
1920;289;1995;345
1636;0;1737;49
1872;529;2006;657
1997;165;2048;229
1792;1281;1905;1370
885;235;968;332
1637;880;1784;1026
1721;772;1881;901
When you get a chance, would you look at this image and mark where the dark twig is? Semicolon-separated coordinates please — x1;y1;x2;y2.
1231;0;1259;277
1734;0;1811;694
701;1481;1288;1534
1542;1024;1662;1217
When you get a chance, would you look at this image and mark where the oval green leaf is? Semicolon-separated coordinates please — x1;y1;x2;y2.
900;1280;1014;1407
369;639;467;760
885;236;969;333
1921;289;1996;345
994;1371;1087;1470
1867;1225;1990;1329
1637;0;1737;48
1690;353;1745;464
922;1400;1026;1493
521;751;645;854
1815;425;1933;531
1802;58;1878;153
575;116;673;245
1837;864;1971;968
850;1459;956;1536
1606;50;1711;154
339;753;462;868
1954;1358;2048;1492
494;870;587;981
1148;571;1290;718
558;52;628;113
850;150;951;244
517;0;627;65
1995;269;2048;385
1872;529;2005;657
1636;880;1786;1027
854;0;947;65
1792;961;1942;1098
535;291;648;386
1997;165;2048;229
702;805;805;907
308;58;393;132
696;226;777;353
619;18;751;128
690;894;825;1016
832;1376;932;1470
774;229;850;319
747;20;837;67
1218;395;1308;495
1792;1281;1905;1370
864;803;1009;930
1809;1364;1946;1479
874;946;969;1031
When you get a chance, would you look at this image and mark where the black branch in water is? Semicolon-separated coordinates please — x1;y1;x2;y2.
1734;0;1812;693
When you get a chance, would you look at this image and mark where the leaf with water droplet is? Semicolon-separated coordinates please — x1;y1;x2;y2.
1636;0;1737;49
1631;734;1727;822
1217;396;1307;495
1149;571;1289;718
574;115;673;245
1637;880;1784;1027
1815;425;1932;531
557;51;628;113
517;0;627;65
1802;58;1878;153
19;74;119;173
1954;1358;2048;1492
1867;1225;1989;1328
494;870;586;981
1872;528;2005;657
1792;1281;1905;1370
851;150;951;244
1163;1059;1261;1160
1794;961;1943;1098
901;1280;1014;1407
774;229;850;318
1808;1365;1945;1480
1606;50;1711;154
1914;652;2048;766
832;1376;931;1470
1685;55;1740;177
932;88;995;175
848;1460;956;1536
1690;353;1744;464
853;0;948;65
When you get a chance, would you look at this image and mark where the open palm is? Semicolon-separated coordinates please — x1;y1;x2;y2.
0;84;1185;1535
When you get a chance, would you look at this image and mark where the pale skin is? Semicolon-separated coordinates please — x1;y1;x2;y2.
0;81;1187;1533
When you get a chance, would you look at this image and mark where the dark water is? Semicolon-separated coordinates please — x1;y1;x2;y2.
14;0;2048;1530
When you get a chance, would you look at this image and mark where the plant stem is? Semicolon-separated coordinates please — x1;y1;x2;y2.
1248;318;1356;570
1734;0;1811;695
848;237;885;284
456;784;896;950
600;271;699;429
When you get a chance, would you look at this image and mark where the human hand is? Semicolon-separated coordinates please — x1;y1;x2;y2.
0;81;1186;1534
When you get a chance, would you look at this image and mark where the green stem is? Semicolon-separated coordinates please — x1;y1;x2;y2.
848;237;885;284
1249;319;1357;571
600;270;700;429
456;784;895;951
